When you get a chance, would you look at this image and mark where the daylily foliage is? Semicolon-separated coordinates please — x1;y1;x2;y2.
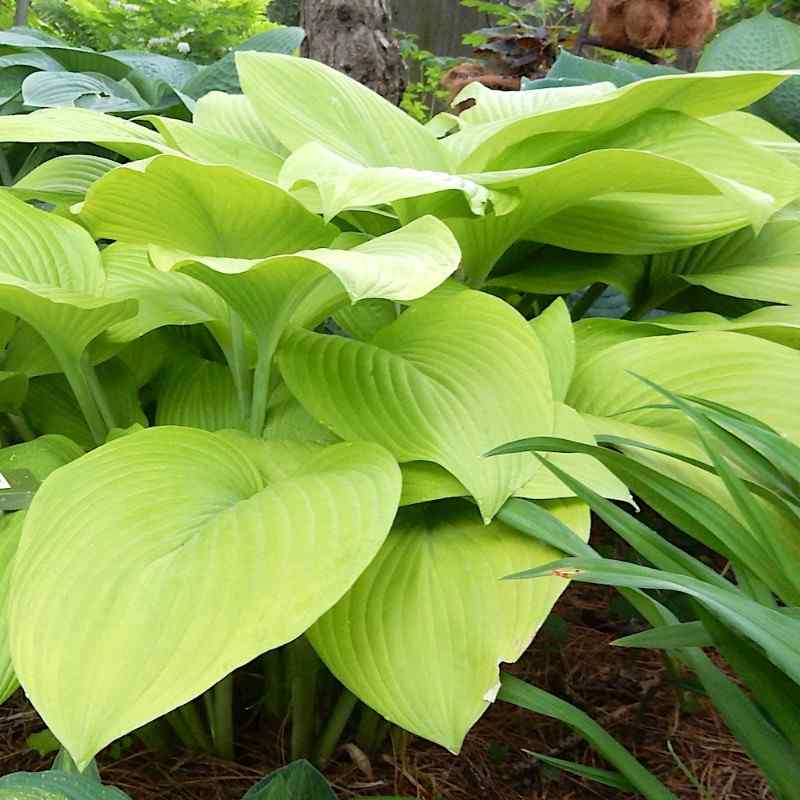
0;52;799;770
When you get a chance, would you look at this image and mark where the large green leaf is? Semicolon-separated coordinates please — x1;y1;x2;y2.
99;242;228;345
278;141;516;221
0;370;27;412
0;108;171;160
104;51;200;89
568;330;800;441
309;499;589;753
9;155;117;206
278;289;554;521
0;771;129;800
242;760;335;800
236;53;447;170
79;154;335;256
0;436;83;705
10;428;401;769
447;71;794;172
0;191;135;443
21;72;146;113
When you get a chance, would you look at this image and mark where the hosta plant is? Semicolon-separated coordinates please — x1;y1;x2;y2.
0;52;800;776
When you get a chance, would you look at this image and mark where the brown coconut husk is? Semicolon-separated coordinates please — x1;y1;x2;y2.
442;63;521;112
667;0;716;48
591;0;632;48
624;0;670;49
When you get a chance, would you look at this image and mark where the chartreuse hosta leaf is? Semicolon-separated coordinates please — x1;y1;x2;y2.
447;71;794;171
0;436;83;706
10;428;401;769
236;53;447;170
309;499;590;753
0;107;172;160
7;155;117;206
279;289;553;521
568;330;800;441
278;141;517;221
0;191;135;444
99;243;228;345
528;298;574;403
0;370;27;412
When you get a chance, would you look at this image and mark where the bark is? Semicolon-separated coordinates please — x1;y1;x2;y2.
300;0;406;104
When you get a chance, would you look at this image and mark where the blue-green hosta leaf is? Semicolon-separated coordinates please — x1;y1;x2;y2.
278;141;516;221
21;72;146;113
309;500;589;753
9;155;117;205
242;760;334;800
236;53;447;171
10;428;401;770
0;436;83;706
104;51;200;89
0;770;129;799
279;290;553;521
447;71;794;172
0;107;171;160
569;330;800;441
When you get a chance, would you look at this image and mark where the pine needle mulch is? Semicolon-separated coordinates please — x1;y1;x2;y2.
0;585;772;799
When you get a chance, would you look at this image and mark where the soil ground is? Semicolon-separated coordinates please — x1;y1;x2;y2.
0;536;771;799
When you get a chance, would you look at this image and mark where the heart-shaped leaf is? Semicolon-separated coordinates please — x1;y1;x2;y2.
10;429;400;769
278;289;554;520
309;499;590;753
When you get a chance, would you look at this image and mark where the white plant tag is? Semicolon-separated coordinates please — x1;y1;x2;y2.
0;473;9;490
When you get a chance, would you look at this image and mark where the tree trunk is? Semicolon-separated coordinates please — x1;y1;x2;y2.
14;0;31;26
300;0;406;104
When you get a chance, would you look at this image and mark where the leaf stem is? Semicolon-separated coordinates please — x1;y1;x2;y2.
250;332;281;437
356;705;384;753
0;148;12;187
313;687;358;768
178;699;214;753
211;674;235;761
59;355;107;445
287;636;319;761
263;647;287;718
225;312;253;424
7;413;35;443
571;282;607;321
83;356;117;432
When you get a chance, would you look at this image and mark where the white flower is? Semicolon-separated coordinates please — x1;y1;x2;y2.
177;41;191;55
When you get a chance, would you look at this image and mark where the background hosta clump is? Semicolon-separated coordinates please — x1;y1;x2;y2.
0;47;799;794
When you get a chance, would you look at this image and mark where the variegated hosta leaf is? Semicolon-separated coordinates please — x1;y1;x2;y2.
236;52;447;171
0;436;83;706
569;330;800;441
308;499;590;753
10;428;401;769
278;141;516;221
278;289;554;521
448;71;793;172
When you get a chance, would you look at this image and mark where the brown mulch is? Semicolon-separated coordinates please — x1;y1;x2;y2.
0;581;772;799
